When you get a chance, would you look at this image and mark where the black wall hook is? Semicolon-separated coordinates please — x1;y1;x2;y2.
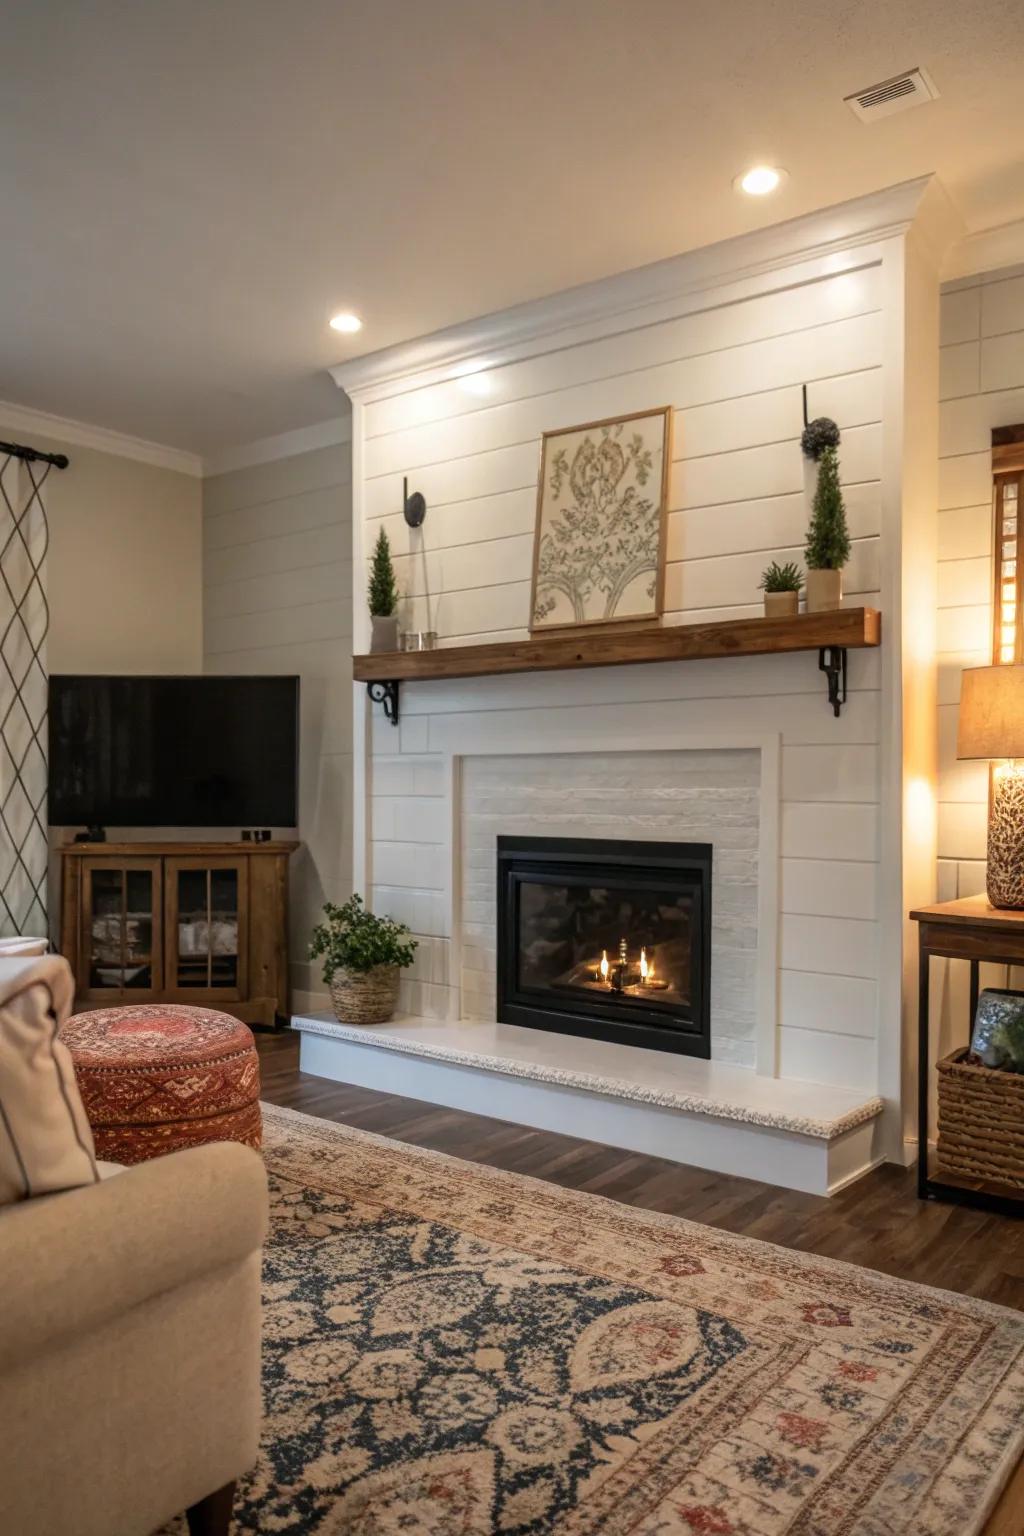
403;476;426;528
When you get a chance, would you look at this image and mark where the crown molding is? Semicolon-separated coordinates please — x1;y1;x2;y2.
904;176;966;276
330;176;937;403
0;398;202;477
943;216;1024;283
202;413;352;478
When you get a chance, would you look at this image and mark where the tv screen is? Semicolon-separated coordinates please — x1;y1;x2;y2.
48;675;299;828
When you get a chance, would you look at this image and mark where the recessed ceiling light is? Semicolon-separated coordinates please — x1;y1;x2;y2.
329;311;363;334
735;165;787;196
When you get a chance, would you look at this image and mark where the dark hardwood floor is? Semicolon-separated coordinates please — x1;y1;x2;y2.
257;1029;1024;1306
256;1028;1024;1535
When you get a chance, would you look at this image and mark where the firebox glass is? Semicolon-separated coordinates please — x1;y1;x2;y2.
516;878;692;1006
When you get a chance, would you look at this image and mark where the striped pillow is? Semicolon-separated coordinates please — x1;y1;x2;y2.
0;956;99;1205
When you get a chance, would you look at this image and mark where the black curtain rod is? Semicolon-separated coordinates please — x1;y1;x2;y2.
0;438;69;470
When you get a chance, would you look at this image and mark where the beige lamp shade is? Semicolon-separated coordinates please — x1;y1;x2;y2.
957;664;1024;759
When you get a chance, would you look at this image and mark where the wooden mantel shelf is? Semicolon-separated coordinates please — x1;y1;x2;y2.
355;607;880;723
355;608;879;683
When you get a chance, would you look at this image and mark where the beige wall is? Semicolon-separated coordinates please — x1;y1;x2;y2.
0;416;203;675
202;440;353;1011
0;412;202;932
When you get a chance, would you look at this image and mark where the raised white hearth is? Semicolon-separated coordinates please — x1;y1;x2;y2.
293;1012;885;1196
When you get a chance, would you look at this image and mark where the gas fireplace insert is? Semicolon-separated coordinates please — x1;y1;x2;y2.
496;835;711;1057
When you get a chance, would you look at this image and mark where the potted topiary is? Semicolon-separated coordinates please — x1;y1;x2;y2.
368;527;400;652
759;560;803;618
804;444;850;612
310;894;418;1025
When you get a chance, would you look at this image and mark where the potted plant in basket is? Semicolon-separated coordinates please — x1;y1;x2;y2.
802;417;850;613
759;560;803;618
368;527;400;652
310;895;418;1025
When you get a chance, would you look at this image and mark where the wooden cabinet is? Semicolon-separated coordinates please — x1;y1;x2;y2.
60;841;298;1028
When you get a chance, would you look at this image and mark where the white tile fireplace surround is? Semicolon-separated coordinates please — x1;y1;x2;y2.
461;748;763;1066
294;176;954;1196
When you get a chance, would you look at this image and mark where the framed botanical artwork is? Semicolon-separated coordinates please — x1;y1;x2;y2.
529;406;672;633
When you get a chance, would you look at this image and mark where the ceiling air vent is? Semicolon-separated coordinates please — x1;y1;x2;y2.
845;67;938;123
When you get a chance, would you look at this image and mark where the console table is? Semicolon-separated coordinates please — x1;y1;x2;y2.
911;895;1024;1216
59;840;299;1029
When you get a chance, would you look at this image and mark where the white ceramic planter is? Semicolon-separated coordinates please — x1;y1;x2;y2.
763;591;799;619
805;568;842;613
370;615;400;653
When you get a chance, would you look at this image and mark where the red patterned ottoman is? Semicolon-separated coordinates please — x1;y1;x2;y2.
61;1004;262;1164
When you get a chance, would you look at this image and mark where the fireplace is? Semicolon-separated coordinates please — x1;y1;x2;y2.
496;836;712;1057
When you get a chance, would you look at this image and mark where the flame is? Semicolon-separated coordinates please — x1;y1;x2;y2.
640;947;648;981
599;950;609;982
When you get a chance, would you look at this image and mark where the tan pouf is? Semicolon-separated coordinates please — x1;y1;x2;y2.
61;1004;261;1164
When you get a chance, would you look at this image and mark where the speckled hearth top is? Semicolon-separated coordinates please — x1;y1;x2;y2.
291;1013;883;1142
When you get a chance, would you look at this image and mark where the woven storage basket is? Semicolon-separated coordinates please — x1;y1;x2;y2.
936;1047;1024;1188
329;964;400;1025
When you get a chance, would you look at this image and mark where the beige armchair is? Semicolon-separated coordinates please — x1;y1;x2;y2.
0;958;268;1536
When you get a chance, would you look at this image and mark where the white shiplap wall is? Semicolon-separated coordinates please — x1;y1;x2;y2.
355;255;889;1092
937;264;1024;897
934;264;1024;1046
202;441;353;1009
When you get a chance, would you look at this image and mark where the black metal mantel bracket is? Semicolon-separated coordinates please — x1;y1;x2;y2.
818;646;848;717
367;680;400;726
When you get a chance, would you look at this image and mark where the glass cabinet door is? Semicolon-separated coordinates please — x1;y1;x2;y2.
167;859;247;996
82;859;161;993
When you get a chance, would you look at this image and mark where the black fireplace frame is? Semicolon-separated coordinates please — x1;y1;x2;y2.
496;835;712;1058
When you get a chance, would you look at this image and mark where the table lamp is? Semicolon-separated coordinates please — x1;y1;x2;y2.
957;664;1024;908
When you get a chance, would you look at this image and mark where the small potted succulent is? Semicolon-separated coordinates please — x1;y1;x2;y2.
759;560;803;618
802;418;850;613
368;527;400;652
310;894;418;1025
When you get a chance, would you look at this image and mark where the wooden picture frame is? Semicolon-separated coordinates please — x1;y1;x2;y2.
529;406;673;634
992;425;1024;664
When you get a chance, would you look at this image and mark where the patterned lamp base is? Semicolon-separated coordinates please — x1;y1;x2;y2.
987;763;1024;909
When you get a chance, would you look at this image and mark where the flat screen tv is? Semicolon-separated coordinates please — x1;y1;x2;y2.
48;675;299;829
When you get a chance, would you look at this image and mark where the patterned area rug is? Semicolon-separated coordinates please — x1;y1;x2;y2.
194;1104;1024;1533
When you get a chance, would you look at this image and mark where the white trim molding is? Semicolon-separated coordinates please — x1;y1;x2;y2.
331;177;941;403
0;398;203;477
943;216;1024;284
203;413;352;478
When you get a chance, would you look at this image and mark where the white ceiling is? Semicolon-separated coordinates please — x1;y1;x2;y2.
2;0;1022;457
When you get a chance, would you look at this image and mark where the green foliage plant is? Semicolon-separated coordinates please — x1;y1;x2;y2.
368;527;398;617
804;447;851;571
309;894;417;981
760;560;803;593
